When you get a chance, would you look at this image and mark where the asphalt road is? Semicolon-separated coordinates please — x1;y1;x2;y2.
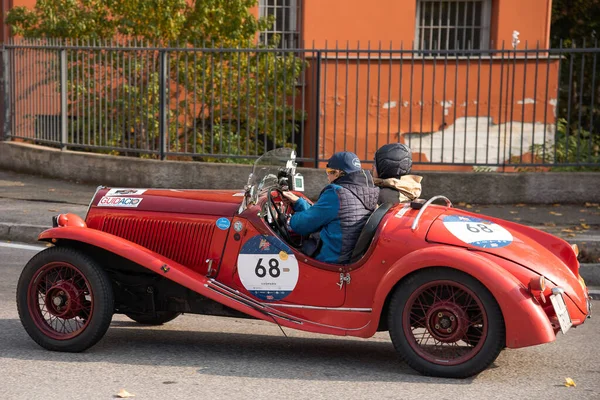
1;243;599;400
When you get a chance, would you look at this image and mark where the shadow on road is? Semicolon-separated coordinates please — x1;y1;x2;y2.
0;317;479;384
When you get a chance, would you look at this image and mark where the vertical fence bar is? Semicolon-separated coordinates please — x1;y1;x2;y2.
497;43;505;166
322;42;328;159
333;41;339;152
576;43;586;165
397;42;404;146
565;43;575;165
365;41;371;160
464;50;471;164
236;49;242;156
344;41;350;151
2;47;10;140
442;45;448;163
542;46;552;164
408;42;414;152
508;43;517;163
430;51;437;163
376;41;382;155
354;42;360;154
159;50;168;160
387;41;392;145
60;49;68;149
519;43;528;164
588;41;598;163
314;49;322;165
418;46;424;162
531;43;540;162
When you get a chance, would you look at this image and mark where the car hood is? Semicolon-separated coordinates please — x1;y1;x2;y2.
90;188;243;217
425;209;585;307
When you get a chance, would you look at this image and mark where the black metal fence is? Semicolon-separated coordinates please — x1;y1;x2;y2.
1;38;599;169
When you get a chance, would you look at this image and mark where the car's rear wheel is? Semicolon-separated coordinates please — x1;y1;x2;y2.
125;311;180;325
388;268;505;378
17;247;114;352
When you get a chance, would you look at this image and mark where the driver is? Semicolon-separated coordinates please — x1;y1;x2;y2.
282;151;379;264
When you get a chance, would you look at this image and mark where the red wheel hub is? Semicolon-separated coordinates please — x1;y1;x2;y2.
44;281;85;320
426;302;469;343
27;262;94;340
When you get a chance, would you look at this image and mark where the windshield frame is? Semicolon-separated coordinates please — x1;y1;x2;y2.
238;148;297;213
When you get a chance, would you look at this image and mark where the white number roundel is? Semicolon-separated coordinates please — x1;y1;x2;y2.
443;215;513;248
237;235;299;301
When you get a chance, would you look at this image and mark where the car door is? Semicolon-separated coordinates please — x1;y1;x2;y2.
218;216;346;307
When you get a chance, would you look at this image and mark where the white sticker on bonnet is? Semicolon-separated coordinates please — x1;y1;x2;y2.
106;188;147;196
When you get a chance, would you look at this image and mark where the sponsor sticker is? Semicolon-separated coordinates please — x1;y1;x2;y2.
216;217;231;230
237;235;299;301
98;196;143;208
106;188;147;196
443;215;513;248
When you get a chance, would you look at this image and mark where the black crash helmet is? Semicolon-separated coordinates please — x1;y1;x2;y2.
374;143;413;179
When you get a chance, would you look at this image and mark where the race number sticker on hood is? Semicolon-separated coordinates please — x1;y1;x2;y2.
98;196;143;208
237;235;299;301
443;215;513;248
106;188;147;196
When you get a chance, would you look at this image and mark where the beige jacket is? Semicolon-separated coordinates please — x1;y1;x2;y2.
374;175;423;202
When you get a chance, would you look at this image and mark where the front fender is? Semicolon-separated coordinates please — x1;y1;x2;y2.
371;246;555;348
38;227;275;322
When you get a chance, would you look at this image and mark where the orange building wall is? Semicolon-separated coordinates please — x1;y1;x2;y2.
303;0;552;49
310;56;559;166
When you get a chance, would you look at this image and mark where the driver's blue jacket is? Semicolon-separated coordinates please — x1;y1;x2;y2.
289;171;379;264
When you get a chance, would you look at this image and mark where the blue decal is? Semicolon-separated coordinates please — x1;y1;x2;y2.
239;235;292;255
216;217;231;230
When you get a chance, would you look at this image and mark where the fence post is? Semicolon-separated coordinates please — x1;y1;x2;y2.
159;50;168;160
314;50;321;167
2;46;11;141
60;48;68;149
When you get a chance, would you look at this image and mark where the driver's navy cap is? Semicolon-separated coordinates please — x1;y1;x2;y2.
326;151;362;174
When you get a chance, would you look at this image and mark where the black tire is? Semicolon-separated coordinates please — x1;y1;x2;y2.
388;268;505;379
16;246;114;352
125;311;181;325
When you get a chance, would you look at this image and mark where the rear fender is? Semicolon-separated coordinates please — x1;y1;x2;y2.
38;227;273;322
371;246;555;348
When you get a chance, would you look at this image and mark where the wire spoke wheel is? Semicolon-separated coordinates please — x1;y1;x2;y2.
29;262;93;340
388;268;505;378
17;247;114;352
404;280;487;365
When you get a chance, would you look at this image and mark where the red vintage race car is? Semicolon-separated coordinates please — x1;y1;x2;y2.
16;148;591;378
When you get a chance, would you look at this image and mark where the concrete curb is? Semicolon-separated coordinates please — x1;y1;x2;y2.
1;223;599;286
580;264;600;288
0;223;48;244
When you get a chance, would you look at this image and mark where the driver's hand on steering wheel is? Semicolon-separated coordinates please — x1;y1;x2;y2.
282;191;299;203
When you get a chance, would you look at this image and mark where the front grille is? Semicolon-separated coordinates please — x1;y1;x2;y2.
100;216;215;269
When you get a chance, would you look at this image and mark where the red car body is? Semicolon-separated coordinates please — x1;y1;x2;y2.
16;150;591;379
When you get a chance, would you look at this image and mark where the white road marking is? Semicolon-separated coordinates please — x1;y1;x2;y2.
0;242;46;252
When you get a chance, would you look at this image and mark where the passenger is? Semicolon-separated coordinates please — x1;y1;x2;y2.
373;143;423;205
283;151;379;264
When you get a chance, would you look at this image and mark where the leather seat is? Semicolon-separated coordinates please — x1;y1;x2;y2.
349;202;394;264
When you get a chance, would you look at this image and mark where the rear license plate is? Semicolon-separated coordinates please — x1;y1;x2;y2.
550;292;572;334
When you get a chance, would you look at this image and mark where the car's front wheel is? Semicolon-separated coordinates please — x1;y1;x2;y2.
388;268;505;378
17;246;114;352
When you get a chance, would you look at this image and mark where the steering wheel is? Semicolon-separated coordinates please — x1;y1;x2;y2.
267;188;301;247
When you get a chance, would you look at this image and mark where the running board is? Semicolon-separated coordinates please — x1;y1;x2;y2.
205;279;303;324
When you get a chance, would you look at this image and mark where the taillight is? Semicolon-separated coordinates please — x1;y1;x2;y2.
529;276;547;303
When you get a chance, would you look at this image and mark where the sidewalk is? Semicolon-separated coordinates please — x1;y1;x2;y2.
1;168;599;282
